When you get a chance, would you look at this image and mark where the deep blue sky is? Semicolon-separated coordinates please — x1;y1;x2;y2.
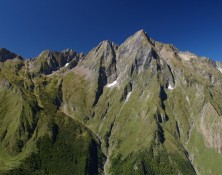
0;0;222;61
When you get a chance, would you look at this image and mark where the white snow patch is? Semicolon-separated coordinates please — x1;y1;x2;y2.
125;92;132;102
107;80;118;88
218;68;222;73
168;84;174;90
65;63;69;67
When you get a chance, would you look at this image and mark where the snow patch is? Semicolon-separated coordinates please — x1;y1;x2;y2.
125;92;132;102
65;63;69;67
168;84;174;90
218;68;222;73
107;80;118;88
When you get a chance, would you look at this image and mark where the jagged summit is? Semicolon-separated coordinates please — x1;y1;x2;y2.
61;48;76;54
121;29;151;46
0;30;216;64
0;48;22;62
133;29;148;37
0;48;8;52
62;48;75;53
95;40;118;52
38;49;77;57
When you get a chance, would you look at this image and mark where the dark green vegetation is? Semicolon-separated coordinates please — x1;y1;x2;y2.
5;114;104;175
0;30;222;174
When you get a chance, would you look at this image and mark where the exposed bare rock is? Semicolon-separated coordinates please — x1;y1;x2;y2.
27;49;83;75
216;61;222;73
200;102;222;153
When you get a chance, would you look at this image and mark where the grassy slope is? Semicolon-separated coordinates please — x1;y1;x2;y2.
1;45;222;175
4;113;104;175
0;61;104;175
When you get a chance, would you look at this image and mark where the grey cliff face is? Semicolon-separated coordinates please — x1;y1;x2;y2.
27;49;83;75
216;61;222;73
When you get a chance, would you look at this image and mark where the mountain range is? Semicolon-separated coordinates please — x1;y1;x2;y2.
0;30;222;175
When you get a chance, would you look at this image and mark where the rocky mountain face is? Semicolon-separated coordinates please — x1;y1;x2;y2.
0;30;222;175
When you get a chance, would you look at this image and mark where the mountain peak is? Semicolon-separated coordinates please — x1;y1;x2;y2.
0;48;21;62
99;40;118;48
0;48;8;52
0;48;14;55
90;40;118;55
120;29;151;49
62;48;75;54
132;29;149;40
135;29;147;35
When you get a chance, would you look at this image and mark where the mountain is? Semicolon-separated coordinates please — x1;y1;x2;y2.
0;48;23;62
0;30;222;175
